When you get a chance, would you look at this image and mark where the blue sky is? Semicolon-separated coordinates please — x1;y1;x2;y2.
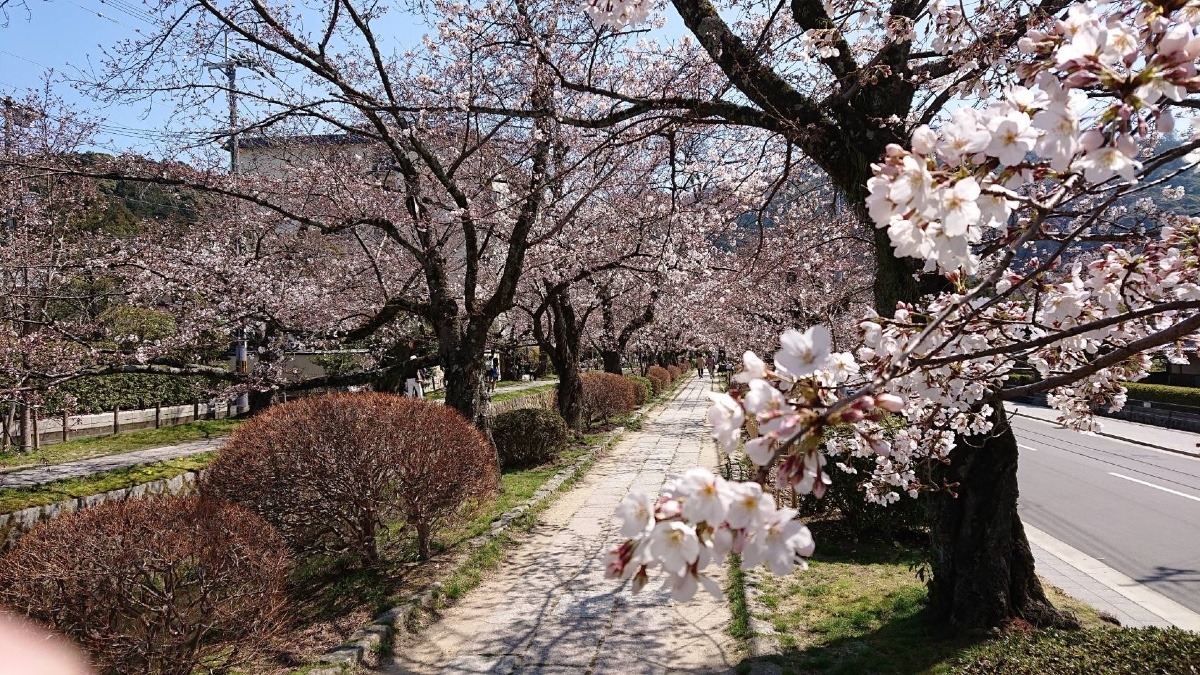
0;0;429;156
2;0;191;153
2;1;692;159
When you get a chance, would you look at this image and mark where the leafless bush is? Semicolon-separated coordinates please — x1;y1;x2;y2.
0;496;290;675
647;365;672;394
203;392;497;563
626;375;653;405
582;372;637;426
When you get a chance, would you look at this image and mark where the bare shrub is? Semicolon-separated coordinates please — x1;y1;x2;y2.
666;364;683;380
646;365;672;394
582;372;637;426
626;375;652;405
0;496;290;675
390;400;498;559
203;392;497;563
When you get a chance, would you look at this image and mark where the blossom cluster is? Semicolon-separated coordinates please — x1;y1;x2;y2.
605;467;814;600
582;0;653;28
611;3;1200;586
867;2;1200;275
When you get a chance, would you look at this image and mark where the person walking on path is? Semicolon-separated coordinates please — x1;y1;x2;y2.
695;355;705;378
706;355;716;378
383;377;736;674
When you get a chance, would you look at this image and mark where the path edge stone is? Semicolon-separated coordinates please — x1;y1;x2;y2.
742;566;783;671
301;378;691;675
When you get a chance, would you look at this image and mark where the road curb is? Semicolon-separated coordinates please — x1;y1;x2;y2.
1009;408;1200;459
743;567;782;670
1026;524;1200;632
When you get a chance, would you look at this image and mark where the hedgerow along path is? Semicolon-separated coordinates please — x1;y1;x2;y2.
381;376;737;674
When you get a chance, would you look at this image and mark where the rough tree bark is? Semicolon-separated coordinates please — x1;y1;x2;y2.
666;0;1073;631
533;285;585;432
598;285;657;375
928;407;1080;631
600;350;622;375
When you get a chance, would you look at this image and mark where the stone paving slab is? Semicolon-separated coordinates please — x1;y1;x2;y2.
383;377;737;674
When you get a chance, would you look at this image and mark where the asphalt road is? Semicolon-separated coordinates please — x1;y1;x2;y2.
1014;414;1200;614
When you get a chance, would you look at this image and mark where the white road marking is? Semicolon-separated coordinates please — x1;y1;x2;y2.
1018;443;1039;452
1108;472;1200;503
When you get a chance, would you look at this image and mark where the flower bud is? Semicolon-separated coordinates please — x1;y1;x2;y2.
875;393;905;412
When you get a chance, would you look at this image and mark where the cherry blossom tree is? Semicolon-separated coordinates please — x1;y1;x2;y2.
589;0;1200;631
23;0;624;428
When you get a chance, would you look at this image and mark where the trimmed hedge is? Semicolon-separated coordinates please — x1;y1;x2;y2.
43;373;217;415
204;392;497;563
795;452;925;535
1122;381;1200;408
646;365;672;395
1005;374;1200;409
626;375;653;406
0;496;290;675
666;364;683;380
492;408;570;471
581;372;637;425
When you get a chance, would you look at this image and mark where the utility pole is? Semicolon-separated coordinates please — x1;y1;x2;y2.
3;95;38;452
205;47;268;416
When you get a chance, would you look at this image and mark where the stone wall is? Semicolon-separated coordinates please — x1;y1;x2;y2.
0;470;204;550
21;403;230;447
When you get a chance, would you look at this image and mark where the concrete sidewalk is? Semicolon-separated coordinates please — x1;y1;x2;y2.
382;377;735;674
1007;401;1200;458
1028;524;1200;631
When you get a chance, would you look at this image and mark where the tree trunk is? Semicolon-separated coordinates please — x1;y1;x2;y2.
927;407;1079;632
415;520;433;561
556;353;584;432
443;355;486;426
601;350;622;375
248;389;275;415
19;402;31;453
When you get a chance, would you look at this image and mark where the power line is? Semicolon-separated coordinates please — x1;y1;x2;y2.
99;0;158;25
59;0;126;28
0;48;50;69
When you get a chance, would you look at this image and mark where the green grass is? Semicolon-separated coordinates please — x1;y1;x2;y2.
0;418;240;472
727;554;752;643
426;380;557;402
491;383;557;403
948;626;1200;673
748;524;1200;674
0;452;215;513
